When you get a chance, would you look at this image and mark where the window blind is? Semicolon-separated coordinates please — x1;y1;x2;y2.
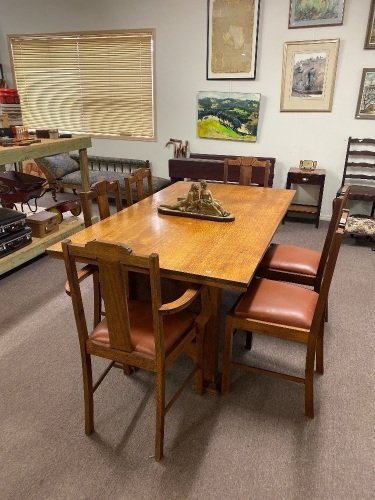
9;30;155;140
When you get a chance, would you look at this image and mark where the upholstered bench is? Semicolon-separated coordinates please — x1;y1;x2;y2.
345;215;375;251
35;153;170;204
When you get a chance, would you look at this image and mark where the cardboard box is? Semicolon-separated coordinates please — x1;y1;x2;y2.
26;211;59;238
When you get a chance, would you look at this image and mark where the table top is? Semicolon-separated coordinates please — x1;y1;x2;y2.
47;181;295;291
0;136;92;164
289;167;326;176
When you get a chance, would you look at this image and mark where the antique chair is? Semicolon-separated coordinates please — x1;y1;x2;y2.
65;180;124;325
221;208;348;418
124;167;154;206
62;238;210;461
337;137;375;217
80;179;123;227
223;156;270;187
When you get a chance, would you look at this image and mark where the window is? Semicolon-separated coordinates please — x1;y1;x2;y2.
8;30;155;140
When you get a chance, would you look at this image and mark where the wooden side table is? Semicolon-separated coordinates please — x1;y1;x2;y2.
284;167;326;228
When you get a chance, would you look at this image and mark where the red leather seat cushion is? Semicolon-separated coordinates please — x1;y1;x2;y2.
259;244;321;277
234;278;318;329
89;299;196;356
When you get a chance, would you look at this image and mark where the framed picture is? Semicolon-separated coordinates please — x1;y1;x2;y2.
355;68;375;119
207;0;260;80
289;0;345;28
364;0;375;49
280;39;340;112
197;91;261;142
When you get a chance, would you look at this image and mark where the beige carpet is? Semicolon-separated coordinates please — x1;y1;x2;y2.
0;214;374;500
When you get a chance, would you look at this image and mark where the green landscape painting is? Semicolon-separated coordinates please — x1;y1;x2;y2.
197;91;261;142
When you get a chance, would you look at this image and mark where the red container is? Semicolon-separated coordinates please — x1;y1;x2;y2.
0;89;20;104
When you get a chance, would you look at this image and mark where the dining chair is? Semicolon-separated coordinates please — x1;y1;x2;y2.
62;238;210;461
223;156;270;187
125;167;154;206
65;180;124;326
221;207;349;418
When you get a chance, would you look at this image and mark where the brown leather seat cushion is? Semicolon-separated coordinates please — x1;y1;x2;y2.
90;299;196;356
234;278;318;329
259;244;320;276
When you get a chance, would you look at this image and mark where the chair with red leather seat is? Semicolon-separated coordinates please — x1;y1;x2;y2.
221;208;349;418
62;238;210;461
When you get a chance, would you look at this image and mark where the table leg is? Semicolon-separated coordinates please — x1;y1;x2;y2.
203;286;222;393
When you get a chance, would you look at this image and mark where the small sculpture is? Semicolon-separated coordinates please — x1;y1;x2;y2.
158;180;234;222
165;138;189;158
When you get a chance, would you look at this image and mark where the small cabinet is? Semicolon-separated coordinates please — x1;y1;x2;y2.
284;168;326;228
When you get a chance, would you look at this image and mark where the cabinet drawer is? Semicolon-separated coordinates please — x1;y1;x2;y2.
288;172;324;185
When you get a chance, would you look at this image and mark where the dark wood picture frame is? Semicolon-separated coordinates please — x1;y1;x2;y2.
365;0;375;49
355;68;375;119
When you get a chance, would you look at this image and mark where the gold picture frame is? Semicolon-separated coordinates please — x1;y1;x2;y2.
364;0;375;49
299;160;317;171
280;39;340;112
206;0;261;80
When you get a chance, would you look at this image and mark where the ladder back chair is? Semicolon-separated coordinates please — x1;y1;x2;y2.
223;156;270;187
124;167;154;206
221;208;349;418
62;238;210;461
337;137;375;217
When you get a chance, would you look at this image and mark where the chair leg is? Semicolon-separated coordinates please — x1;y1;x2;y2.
82;353;94;435
304;340;316;418
221;315;234;395
154;368;166;461
315;318;325;375
245;331;253;350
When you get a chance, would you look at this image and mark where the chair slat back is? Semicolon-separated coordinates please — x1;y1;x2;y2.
316;185;350;287
223;156;270;187
80;179;123;227
125;167;154;206
63;238;163;355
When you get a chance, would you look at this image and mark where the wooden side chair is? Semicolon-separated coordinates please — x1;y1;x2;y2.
62;238;210;461
64;180;123;325
221;208;349;418
80;179;123;227
125;167;154;206
223;156;270;187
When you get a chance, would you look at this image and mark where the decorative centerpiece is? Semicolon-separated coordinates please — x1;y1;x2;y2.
158;180;234;222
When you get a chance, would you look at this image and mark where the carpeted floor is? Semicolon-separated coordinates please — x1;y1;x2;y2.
0;209;374;500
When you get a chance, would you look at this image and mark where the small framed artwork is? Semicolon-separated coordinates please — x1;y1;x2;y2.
355;68;375;119
207;0;260;80
289;0;345;28
197;91;261;142
364;0;375;49
299;160;317;171
280;39;340;112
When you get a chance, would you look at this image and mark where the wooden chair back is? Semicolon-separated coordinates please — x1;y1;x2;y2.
80;179;123;227
125;167;154;206
223;156;270;187
340;137;375;217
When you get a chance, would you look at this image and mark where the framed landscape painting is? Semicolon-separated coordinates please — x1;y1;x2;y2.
280;39;340;112
289;0;345;28
364;0;375;49
355;69;375;119
197;91;261;142
207;0;260;80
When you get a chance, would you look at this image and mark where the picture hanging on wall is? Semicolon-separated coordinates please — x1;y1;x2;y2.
197;91;261;142
364;0;375;49
206;0;260;80
355;68;375;119
280;39;340;112
288;0;345;28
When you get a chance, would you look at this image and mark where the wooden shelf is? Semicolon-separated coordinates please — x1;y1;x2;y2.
0;216;84;275
288;204;318;214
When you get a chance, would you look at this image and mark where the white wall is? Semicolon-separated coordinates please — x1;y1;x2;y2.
0;0;374;218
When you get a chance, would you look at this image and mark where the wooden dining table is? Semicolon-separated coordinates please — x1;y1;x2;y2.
47;181;295;391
